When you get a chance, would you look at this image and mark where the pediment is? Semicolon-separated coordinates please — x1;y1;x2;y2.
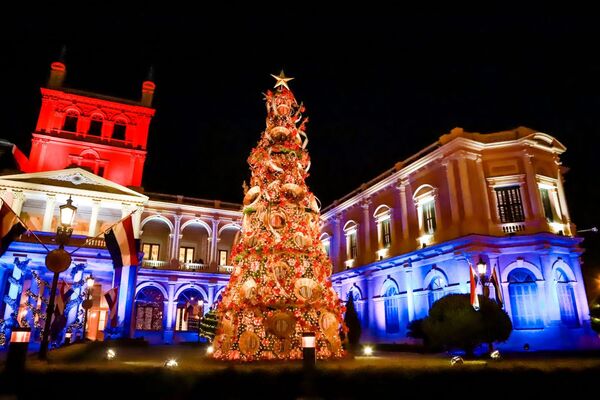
0;168;148;200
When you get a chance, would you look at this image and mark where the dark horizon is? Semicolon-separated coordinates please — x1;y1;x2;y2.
1;15;599;290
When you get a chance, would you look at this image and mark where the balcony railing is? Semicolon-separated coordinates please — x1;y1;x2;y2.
141;259;231;274
17;231;106;249
500;222;526;234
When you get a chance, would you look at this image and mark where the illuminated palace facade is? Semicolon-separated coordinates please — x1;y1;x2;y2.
0;59;597;350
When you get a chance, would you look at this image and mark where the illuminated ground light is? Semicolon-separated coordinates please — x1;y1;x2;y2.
450;356;464;366
206;345;214;354
362;345;373;356
106;349;116;360
490;350;501;360
164;359;179;368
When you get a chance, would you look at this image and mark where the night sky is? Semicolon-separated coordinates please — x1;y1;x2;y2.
1;15;599;294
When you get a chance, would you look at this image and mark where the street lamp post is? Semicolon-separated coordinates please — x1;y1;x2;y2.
82;274;94;341
477;257;489;298
38;196;77;360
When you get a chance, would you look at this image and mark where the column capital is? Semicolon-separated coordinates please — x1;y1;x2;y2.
46;193;56;200
91;198;102;206
12;190;26;201
173;214;183;223
361;198;371;209
395;178;410;191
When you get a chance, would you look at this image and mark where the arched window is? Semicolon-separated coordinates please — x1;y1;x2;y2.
343;221;358;266
112;119;127;141
508;269;543;329
88;114;103;136
175;288;204;332
63;110;79;132
374;205;392;255
412;185;438;246
428;276;447;309
383;281;400;334
134;286;164;331
555;269;579;327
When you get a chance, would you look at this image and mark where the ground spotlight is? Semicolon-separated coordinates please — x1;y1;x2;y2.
164;359;179;368
450;356;464;366
490;350;501;360
206;345;214;354
362;345;373;356
106;348;116;360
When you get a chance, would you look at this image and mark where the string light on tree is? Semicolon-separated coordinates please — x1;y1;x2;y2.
212;72;346;361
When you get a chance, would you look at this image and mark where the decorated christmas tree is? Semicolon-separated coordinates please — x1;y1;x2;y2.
199;307;219;342
213;72;346;361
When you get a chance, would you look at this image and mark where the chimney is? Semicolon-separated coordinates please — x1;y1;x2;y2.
48;45;67;89
141;66;156;107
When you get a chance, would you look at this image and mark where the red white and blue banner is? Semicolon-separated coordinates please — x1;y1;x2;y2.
104;287;119;328
490;266;504;308
470;266;480;310
104;215;139;269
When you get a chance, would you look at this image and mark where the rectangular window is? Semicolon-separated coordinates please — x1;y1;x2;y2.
63;115;78;132
219;250;228;266
495;186;525;223
112;123;126;141
349;232;357;259
179;247;195;263
142;243;160;261
381;219;392;248
540;188;554;222
88;119;103;136
423;200;437;234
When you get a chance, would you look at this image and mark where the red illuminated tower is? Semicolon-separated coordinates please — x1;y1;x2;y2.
26;51;156;188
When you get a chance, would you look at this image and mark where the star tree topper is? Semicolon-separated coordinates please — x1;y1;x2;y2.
270;70;294;90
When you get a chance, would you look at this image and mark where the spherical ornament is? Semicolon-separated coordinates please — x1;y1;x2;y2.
319;311;338;337
271;261;291;282
239;331;260;355
293;232;309;248
267;312;296;338
268;126;291;142
269;212;286;230
242;278;258;302
273;338;292;357
282;183;305;202
294;278;320;303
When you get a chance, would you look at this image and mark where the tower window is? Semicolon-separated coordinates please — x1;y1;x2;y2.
113;121;127;141
63;112;78;132
88;115;103;136
495;186;525;223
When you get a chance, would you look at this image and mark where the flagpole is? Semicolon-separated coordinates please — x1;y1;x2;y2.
68;210;138;255
0;198;52;253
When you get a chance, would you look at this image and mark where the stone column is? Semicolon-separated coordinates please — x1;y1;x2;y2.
42;194;56;231
540;254;560;324
475;157;493;227
442;160;460;225
365;274;377;340
556;168;572;230
404;263;415;322
457;156;473;219
523;152;543;221
398;180;409;240
569;255;590;325
171;215;182;261
88;199;101;237
210;218;219;265
333;215;343;272
164;283;176;343
11;191;26;217
361;199;372;264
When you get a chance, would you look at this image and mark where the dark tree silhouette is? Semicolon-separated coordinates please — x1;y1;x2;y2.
422;294;512;357
343;296;362;353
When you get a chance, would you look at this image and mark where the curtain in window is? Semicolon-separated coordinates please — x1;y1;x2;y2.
555;269;579;327
423;200;436;234
508;269;543;329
